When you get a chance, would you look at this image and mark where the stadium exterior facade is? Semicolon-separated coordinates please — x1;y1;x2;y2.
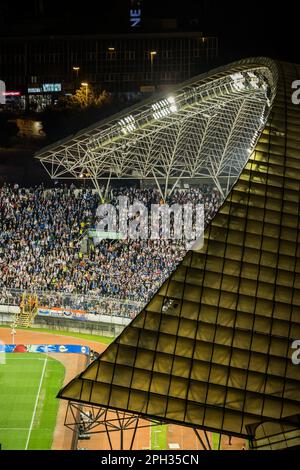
52;58;300;450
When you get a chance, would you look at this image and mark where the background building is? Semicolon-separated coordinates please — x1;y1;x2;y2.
0;31;218;110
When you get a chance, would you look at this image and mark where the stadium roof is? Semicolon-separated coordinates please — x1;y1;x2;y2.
57;58;300;450
36;59;273;200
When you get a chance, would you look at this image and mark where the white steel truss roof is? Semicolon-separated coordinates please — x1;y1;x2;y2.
36;64;276;199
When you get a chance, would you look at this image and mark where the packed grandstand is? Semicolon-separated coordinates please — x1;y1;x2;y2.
0;182;222;315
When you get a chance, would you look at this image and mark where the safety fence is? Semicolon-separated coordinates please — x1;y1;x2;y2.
0;288;144;322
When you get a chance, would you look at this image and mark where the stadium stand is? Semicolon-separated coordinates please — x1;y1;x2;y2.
0;183;222;306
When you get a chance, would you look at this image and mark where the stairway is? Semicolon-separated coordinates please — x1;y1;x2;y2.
14;293;38;328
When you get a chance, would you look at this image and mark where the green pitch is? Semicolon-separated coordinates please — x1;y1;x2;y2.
0;353;65;450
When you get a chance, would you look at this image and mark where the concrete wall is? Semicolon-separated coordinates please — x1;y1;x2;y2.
0;311;14;324
32;315;124;337
0;307;127;337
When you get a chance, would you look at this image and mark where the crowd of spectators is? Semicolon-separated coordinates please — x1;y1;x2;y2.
0;182;222;306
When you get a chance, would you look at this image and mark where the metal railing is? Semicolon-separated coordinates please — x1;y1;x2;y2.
0;288;144;319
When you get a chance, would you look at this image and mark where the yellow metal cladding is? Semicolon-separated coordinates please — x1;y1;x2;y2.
58;58;300;448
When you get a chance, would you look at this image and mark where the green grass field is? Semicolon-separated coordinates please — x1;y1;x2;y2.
0;353;65;450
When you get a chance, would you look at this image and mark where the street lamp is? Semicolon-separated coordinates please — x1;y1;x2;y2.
80;171;90;188
108;47;116;59
81;82;88;106
72;66;80;92
150;51;157;86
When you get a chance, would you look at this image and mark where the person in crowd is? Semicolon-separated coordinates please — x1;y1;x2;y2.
0;182;222;314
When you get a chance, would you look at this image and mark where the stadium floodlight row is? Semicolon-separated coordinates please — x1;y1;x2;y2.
35;59;274;200
55;58;300;450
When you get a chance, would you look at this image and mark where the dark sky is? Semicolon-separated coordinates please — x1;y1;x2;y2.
0;0;298;64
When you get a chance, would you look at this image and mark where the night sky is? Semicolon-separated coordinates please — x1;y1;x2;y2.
0;0;298;64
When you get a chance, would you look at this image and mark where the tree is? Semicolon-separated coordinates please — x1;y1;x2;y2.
56;85;110;109
41;85;112;142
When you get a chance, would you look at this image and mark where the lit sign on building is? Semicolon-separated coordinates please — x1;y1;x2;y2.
28;84;62;94
3;91;21;96
130;0;141;28
42;83;62;92
28;88;42;94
